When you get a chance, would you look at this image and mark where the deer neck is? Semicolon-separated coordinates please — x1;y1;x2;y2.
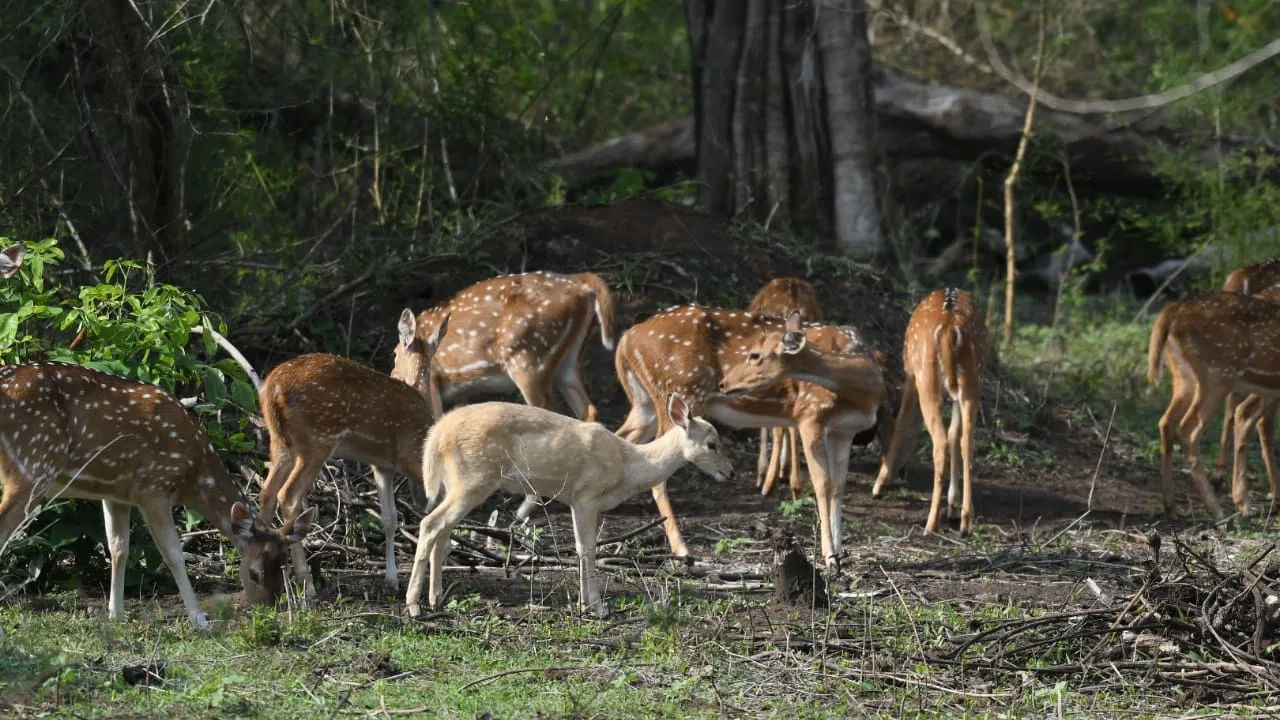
180;447;249;546
623;430;689;492
784;347;879;396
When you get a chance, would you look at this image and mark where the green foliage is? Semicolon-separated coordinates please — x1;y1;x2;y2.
0;238;257;592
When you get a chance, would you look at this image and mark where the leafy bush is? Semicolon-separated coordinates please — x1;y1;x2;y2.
0;238;258;594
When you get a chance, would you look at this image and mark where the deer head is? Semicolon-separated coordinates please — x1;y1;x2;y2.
231;502;316;605
668;393;734;482
391;310;450;395
718;311;808;397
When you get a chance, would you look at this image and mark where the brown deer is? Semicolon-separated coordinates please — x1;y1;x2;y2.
746;278;823;497
868;289;988;535
405;394;732;617
0;362;314;628
395;271;615;423
616;306;888;569
1150;290;1280;517
255;315;448;599
1215;259;1280;478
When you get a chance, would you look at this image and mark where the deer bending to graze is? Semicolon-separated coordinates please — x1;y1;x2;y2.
395;271;615;424
0;363;314;628
1149;290;1280;518
405;394;732;617
868;289;987;535
1215;259;1280;479
747;278;823;498
256;317;448;599
617;306;889;569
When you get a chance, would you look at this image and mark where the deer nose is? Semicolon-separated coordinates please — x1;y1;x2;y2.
718;379;729;392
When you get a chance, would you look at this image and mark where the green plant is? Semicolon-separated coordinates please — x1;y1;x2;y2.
778;496;815;519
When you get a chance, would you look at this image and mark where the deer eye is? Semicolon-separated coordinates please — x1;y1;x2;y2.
748;352;760;362
708;440;719;452
248;568;262;584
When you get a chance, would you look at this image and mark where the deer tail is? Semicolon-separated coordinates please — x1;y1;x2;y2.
1147;305;1175;385
574;272;616;350
420;427;445;511
937;324;963;398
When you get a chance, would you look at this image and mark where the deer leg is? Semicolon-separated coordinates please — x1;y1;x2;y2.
137;500;208;629
786;429;803;500
372;467;400;591
511;366;555;413
650;480;688;557
756;429;771;489
555;359;598;423
959;394;979;535
102;500;132;621
276;454;327;600
1179;383;1225;520
918;375;951;534
761;428;783;496
1158;381;1192;515
0;474;40;558
946;400;962;520
1259;399;1280;510
570;504;605;616
824;428;853;561
1217;391;1236;477
406;493;475;614
257;449;296;523
798;422;839;569
1231;395;1263;515
873;374;920;498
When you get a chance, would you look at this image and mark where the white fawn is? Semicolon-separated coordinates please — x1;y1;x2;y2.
871;288;988;535
617;306;888;569
404;394;733;617
1149;290;1280;517
255;315;448;598
746;278;824;497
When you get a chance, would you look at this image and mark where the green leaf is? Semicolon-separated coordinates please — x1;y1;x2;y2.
203;367;228;407
230;379;258;412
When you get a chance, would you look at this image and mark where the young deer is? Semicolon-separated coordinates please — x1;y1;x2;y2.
869;289;988;535
616;306;888;569
747;278;823;497
1215;259;1280;478
404;394;732;617
1150;290;1280;517
256;316;448;598
0;362;314;628
395;271;615;422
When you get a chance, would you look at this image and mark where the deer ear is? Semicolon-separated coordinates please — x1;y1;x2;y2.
229;502;256;539
0;244;24;279
427;312;450;351
284;506;317;543
667;393;691;431
398;309;418;349
781;330;806;355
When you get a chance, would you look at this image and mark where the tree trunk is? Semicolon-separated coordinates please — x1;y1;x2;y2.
687;0;883;259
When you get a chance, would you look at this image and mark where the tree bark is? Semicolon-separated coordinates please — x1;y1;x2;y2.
815;0;883;258
687;0;883;258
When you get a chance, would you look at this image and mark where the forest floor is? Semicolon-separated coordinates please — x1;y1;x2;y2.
3;200;1280;718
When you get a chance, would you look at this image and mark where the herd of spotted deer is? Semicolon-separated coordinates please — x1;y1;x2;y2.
0;238;1276;625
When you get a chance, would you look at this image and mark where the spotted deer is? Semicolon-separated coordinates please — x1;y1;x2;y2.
1150;290;1280;517
1216;259;1280;479
405;394;732;617
255;316;448;599
0;362;314;628
395;271;615;423
616;306;888;569
746;278;823;497
869;289;987;535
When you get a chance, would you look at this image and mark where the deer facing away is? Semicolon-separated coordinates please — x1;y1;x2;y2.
255;315;448;599
746;278;824;497
871;288;988;535
404;394;732;617
0;362;313;628
1215;259;1280;481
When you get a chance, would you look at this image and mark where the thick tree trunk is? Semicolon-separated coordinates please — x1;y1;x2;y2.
687;0;883;258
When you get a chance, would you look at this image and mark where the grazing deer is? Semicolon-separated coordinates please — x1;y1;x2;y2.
869;289;988;535
747;278;823;497
395;271;615;423
0;362;314;628
617;306;888;569
1216;259;1280;478
404;394;732;617
1150;290;1280;517
256;316;448;599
